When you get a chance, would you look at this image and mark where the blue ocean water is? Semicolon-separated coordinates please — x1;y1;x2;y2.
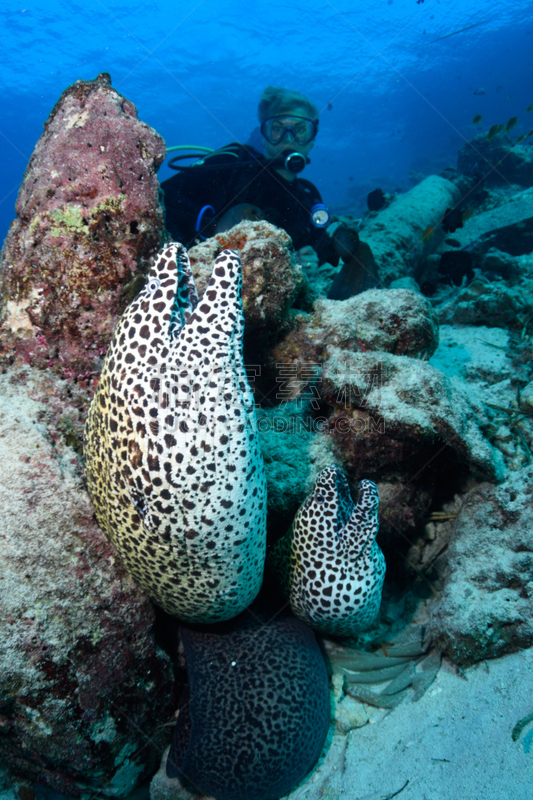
1;0;532;248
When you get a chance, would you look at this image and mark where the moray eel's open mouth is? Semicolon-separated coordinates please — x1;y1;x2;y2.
167;244;199;340
333;469;353;533
310;466;354;538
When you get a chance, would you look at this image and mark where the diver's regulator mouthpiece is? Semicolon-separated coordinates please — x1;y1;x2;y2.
276;151;310;174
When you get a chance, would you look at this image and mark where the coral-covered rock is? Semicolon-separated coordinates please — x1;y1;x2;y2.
458;133;533;187
0;369;173;796
0;73;166;380
358;175;461;284
430;467;533;666
521;381;533;412
480;248;522;281
319;348;503;534
429;326;532;471
188;220;307;336
270;289;439;374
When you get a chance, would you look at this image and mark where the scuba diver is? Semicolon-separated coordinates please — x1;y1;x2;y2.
161;86;378;289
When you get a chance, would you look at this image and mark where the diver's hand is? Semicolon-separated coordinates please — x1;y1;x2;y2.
296;246;319;270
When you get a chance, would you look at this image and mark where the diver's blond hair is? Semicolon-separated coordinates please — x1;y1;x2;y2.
258;86;319;122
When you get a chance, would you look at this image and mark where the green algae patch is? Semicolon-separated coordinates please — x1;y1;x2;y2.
48;195;126;238
49;205;89;237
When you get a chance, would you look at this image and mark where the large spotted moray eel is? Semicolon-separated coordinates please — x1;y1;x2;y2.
84;243;267;623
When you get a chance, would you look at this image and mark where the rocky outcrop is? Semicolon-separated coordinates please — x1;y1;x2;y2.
319;348;504;536
430;467;533;666
0;368;174;796
0;73;166;380
434;274;533;328
270;288;439;375
458;132;533;187
480;248;522;281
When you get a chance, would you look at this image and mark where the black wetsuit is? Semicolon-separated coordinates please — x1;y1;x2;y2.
161;143;337;265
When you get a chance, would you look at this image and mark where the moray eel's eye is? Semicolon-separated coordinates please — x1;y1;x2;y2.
315;492;325;504
146;277;161;293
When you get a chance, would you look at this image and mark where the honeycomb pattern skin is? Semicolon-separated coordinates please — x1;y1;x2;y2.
84;244;267;623
270;466;385;637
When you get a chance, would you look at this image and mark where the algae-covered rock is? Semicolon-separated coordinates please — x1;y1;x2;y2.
0;73;166;379
0;368;173;796
430;467;533;666
256;402;338;533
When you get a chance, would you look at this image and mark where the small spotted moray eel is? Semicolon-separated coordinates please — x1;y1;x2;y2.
84;244;267;623
269;465;386;637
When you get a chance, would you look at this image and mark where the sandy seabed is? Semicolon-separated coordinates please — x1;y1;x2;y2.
287;646;533;800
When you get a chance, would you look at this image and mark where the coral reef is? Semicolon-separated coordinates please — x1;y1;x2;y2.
0;73;166;379
428;324;532;471
433;274;533;328
2;64;533;800
0;369;173;796
430;467;533;666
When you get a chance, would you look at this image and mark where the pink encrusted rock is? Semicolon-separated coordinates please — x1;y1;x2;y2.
0;73;166;381
0;367;174;796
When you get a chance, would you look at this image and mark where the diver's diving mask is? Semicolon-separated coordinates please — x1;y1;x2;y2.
261;115;318;145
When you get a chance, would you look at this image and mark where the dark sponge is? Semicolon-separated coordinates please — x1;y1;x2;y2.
167;610;330;800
